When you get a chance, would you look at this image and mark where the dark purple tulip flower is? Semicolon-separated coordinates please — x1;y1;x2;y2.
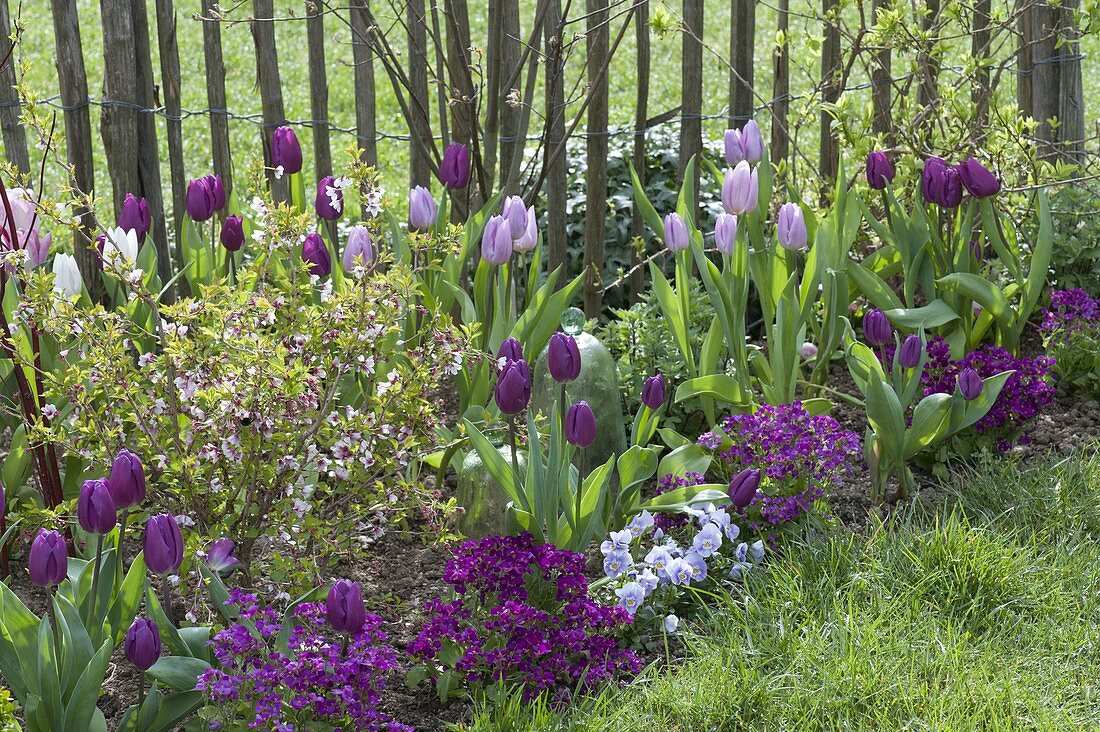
439;142;471;190
185;177;217;222
863;309;893;347
547;333;581;383
956;157;1001;198
117;194;151;242
641;374;665;410
495;358;531;415
565;401;597;448
29;529;67;587
326;579;367;634
272;126;303;175
865;151;895;190
205;538;242;573
125;617;162;671
108;448;146;509
727;468;761;510
921;157;963;208
78;479;117;535
301;232;332;277
958;368;984;400
497;337;523;365
315;176;343;221
898;334;923;369
220;215;245;252
144;513;184;575
207;175;226;212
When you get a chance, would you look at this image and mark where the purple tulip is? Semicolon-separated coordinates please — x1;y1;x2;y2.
956;157;1001;198
144;513;184;575
727;468;761;510
206;175;226;213
740;120;765;163
777;203;807;251
124;617;162;671
722;161;759;215
921;157;963;208
865;151;895;190
108;449;146;509
898;334;923;369
663;212;689;252
641;374;665;410
326;579;366;634
481;215;512;266
185;177;217;222
494;358;531;415
315;176;343;221
439;142;471;190
502;195;527;240
565;401;597;448
958;367;983;400
863;309;893;347
497;337;523;364
28;529;67;587
800;342;819;360
117;194;151;242
513;205;538;252
408;186;437;230
78;479;117;535
301;232;331;277
205;538;242;573
272;126;303;175
220;215;245;252
342;225;374;271
714;213;738;255
723;129;745;167
548;332;581;383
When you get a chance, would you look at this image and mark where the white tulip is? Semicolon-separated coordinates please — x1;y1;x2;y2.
102;227;139;268
52;253;83;297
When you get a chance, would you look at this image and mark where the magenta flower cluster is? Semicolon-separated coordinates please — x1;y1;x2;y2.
700;403;862;528
407;533;640;703
921;337;1055;446
1039;288;1100;338
196;589;408;731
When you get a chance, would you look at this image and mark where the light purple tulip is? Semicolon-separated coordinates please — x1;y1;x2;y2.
663;212;689;252
714;213;738;255
481;215;512;266
722;162;759;216
776;203;807;251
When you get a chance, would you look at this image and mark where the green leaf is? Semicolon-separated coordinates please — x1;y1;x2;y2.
656;444;712;481
936;273;1010;320
659;428;692;450
463;420;526;513
178;626;212;663
848;258;904;311
510;269;583;361
864;372;905;461
0;581;40;699
147;656;211;692
885;299;961;329
628;161;665;237
648;263;694;371
106;552;147;644
62;639;112;732
955;371;1013;432
641;485;728;511
673;374;749;407
903;393;952;458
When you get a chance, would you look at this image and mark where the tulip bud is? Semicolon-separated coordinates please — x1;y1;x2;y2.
514;206;538;252
723;129;745;167
727;468;761;509
494;358;531;415
124;617;162;671
271;126;303;175
921;157;963;208
144;513;184;575
898;334;923;369
301;232;331;277
315;176;343;221
740;120;765;163
29;529;67;587
326;579;367;634
408;186;437;230
777;203;808;251
102;227;139;268
78;479;117;535
865;151;895;190
24;231;51;269
565;401;597;448
722;161;759;215
662;212;689;252
207;175;226;213
958;368;983;400
342;225;374;272
439;142;471;190
205;538;241;573
502;196;527;240
481;215;512;266
108;448;146;509
52;253;83;297
185;177;217;222
713;213;738;255
548;332;581;383
497;337;523;365
800;342;819;360
863;309;893;347
956;157;1001;198
641;374;665;410
118;194;151;242
220;215;245;252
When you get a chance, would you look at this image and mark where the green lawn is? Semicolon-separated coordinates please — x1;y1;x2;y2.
463;447;1100;731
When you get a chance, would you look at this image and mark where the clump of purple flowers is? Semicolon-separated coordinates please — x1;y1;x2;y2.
1038;290;1100;398
699;403;861;529
1039;288;1100;337
407;533;640;704
921;337;1055;448
196;589;408;731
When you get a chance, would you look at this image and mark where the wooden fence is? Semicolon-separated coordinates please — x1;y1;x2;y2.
2;0;1091;314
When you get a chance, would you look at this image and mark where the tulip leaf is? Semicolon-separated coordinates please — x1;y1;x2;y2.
848;258;904;312
659;428;692;450
62;639;111;732
628;161;665;238
936;273;1010;320
885;299;961;329
641;486;729;512
864;372;905;461
0;581;38;699
179;626;212;663
674;374;749;408
147;656;211;692
106;551;147;644
649;262;694;371
463;419;527;514
903;393;953;458
656;444;713;482
956;371;1013;432
510;268;583;362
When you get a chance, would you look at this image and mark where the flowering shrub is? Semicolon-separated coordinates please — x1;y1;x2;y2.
698;403;862;532
921;338;1056;449
1039;289;1100;397
196;590;408;731
407;533;641;703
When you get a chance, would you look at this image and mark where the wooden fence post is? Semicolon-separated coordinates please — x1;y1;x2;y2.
408;0;432;187
201;0;233;198
1023;0;1085;162
306;0;332;179
584;0;608;318
98;0;141;212
819;0;841;189
445;0;479;217
971;0;991;131
917;0;941;145
496;0;521;193
50;0;104;302
154;0;186;241
251;0;287;201
350;0;377;168
0;0;28;175
1056;0;1084;163
771;0;790;168
730;0;755;124
542;0;567;279
871;0;892;141
680;0;702;211
629;0;650;304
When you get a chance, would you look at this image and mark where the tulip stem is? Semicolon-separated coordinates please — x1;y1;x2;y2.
116;509;129;589
340;634;350;658
46;587;62;667
137;674;146;721
507;415;523;516
160;574;175;628
88;534;104;628
483;265;497;353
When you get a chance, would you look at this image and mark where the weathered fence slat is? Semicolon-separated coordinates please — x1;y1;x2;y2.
407;0;432;187
871;0;892;140
583;0;608;318
680;0;702;210
819;0;841;189
730;0;755;124
350;0;377;169
154;0;186;237
306;0;332;179
629;0;650;304
445;0;479;218
98;0;141;211
251;0;287;201
971;0;991;131
496;0;521;193
542;0;567;279
201;0;233;197
0;0;28;175
771;0;790;168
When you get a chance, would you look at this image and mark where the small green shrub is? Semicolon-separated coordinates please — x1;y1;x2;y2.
1048;186;1100;296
